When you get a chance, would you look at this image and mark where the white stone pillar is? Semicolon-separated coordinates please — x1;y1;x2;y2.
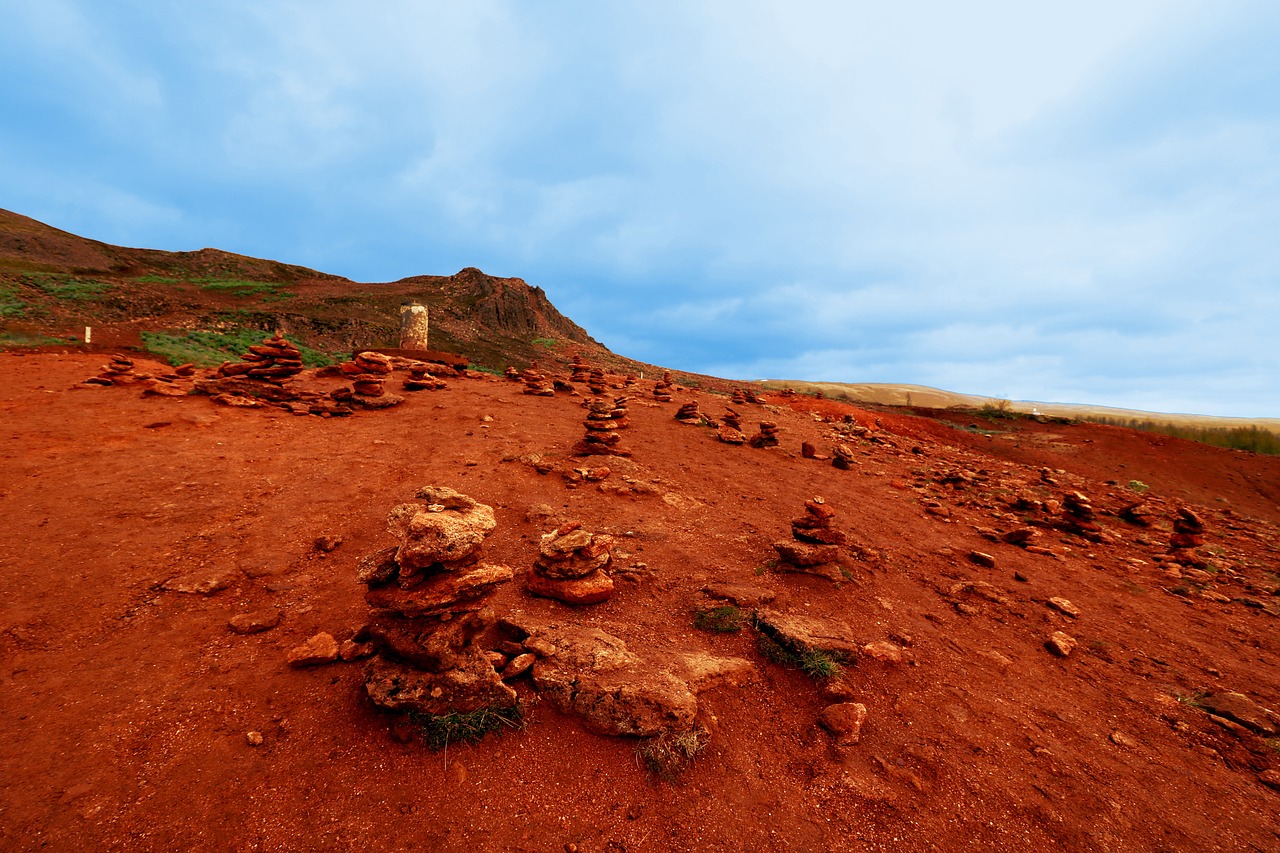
399;302;429;350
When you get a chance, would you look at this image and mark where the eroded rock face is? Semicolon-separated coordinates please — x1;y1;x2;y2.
500;616;753;737
1199;691;1279;736
754;610;862;661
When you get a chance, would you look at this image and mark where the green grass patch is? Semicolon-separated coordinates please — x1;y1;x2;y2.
1127;480;1150;493
140;329;338;368
638;727;709;781
0;283;27;317
134;275;292;301
693;605;745;633
0;332;79;347
755;632;844;681
21;273;112;301
531;337;557;349
409;703;523;751
467;363;503;376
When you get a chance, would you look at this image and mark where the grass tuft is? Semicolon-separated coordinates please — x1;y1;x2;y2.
638;727;709;780
409;704;523;752
693;605;745;633
755;633;844;681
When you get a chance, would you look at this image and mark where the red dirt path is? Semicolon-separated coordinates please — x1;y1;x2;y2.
2;351;1279;851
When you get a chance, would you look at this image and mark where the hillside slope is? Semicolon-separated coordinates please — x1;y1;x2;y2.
1;350;1278;851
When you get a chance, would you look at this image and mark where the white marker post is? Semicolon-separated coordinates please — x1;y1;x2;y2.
84;326;92;344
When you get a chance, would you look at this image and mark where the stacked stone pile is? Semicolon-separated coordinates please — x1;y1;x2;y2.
570;354;590;383
1061;491;1102;538
526;522;617;605
749;421;781;448
832;444;856;470
675;401;702;425
504;366;521;381
402;363;447;391
573;396;631;457
522;366;555;396
588;368;608;395
85;355;138;385
330;350;403;408
355;486;518;715
791;498;847;545
717;408;746;444
653;370;674;402
773;498;845;579
1170;507;1206;551
217;335;304;382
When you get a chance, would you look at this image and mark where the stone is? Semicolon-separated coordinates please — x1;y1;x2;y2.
164;569;237;595
246;731;264;747
524;637;558;658
968;551;996;568
339;639;376;662
772;540;842;567
861;641;909;665
356;546;400;585
818;702;867;744
754;610;861;661
314;535;342;553
365;562;515;617
363;654;517;715
1259;770;1280;792
526;570;615;605
1198;692;1279;736
501;653;536;679
1047;597;1080;618
388;502;497;569
1046;631;1077;657
1002;527;1039;546
1109;730;1135;748
702;582;777;607
801;441;817;459
717;425;747;445
676;653;755;692
228;610;282;635
520;625;697;736
288;632;340;667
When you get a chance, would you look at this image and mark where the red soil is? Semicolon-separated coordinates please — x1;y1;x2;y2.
2;351;1279;851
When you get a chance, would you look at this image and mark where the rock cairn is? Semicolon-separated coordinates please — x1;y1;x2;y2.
1061;491;1102;538
773;498;845;579
85;355;138;385
717;408;746;444
791;498;847;545
675;401;703;425
217;335;304;382
731;388;765;405
504;366;521;381
1170;507;1206;551
832;444;856;470
749;421;781;448
356;486;517;715
570;354;590;383
526;522;617;605
588;368;609;395
522;366;555;396
332;350;403;408
403;363;447;392
653;370;674;403
573;396;631;457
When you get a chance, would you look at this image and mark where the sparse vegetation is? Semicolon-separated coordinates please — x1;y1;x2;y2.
693;605;745;633
1127;480;1149;493
1086;415;1280;456
0;283;27;317
22;273;112;301
978;399;1020;420
410;703;524;751
0;332;78;347
136;275;292;301
531;337;557;348
638;727;709;780
755;632;844;681
141;329;338;368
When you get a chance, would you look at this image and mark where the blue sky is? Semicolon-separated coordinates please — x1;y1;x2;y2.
2;1;1278;417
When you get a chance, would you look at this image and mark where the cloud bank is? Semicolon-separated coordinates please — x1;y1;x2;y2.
1;0;1277;416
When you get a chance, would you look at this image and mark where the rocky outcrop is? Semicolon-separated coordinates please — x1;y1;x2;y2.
498;615;753;736
355;486;516;715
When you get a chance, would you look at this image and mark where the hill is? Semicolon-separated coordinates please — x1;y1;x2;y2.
0;208;640;377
